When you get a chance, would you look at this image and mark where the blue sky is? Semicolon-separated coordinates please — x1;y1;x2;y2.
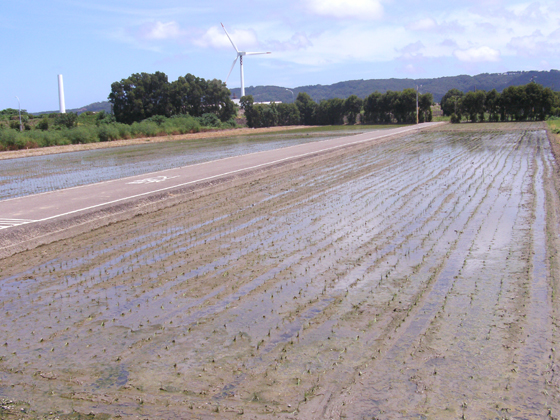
2;0;560;112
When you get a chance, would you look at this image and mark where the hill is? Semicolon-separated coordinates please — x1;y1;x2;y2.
231;70;560;104
32;101;111;116
37;70;560;114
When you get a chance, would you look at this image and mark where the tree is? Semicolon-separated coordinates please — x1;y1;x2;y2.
240;95;259;128
109;72;235;124
441;89;464;116
295;92;317;125
394;89;416;123
461;91;485;122
343;95;362;125
169;74;235;120
363;92;383;124
485;89;500;122
277;103;301;125
316;98;344;125
109;72;171;124
54;112;78;128
418;93;433;123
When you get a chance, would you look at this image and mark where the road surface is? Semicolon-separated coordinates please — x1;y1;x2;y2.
0;123;444;257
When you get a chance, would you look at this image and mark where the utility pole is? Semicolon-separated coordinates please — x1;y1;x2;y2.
416;85;422;124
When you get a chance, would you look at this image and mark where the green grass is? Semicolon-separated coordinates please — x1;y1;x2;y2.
547;117;560;134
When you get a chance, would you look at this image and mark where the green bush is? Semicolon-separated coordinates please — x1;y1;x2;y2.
55;113;78;129
114;123;131;139
198;113;221;128
0;129;19;149
146;115;167;126
97;124;120;142
95;111;116;125
164;115;201;134
63;126;99;144
130;121;162;137
37;118;49;131
450;113;461;124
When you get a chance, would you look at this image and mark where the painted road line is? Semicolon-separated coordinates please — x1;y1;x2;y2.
127;175;179;185
0;218;36;229
0;123;446;231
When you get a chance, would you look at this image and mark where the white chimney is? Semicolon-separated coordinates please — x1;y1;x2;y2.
58;74;66;114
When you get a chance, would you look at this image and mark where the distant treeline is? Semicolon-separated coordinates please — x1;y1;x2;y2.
441;83;560;122
233;70;560;104
242;89;434;128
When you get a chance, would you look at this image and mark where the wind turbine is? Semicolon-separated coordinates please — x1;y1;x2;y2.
221;23;270;98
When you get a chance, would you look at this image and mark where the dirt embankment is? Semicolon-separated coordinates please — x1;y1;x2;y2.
0;126;310;161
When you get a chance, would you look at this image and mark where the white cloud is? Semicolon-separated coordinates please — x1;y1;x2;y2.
407;18;436;31
507;29;560;57
267;32;313;52
398;41;425;57
194;25;259;49
454;46;501;62
305;0;383;20
139;21;183;40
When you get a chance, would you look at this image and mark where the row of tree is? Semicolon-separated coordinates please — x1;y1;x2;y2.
241;89;434;128
108;72;236;124
441;83;558;122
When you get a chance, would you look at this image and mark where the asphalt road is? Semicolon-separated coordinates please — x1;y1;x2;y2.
0;123;444;230
0;123;444;257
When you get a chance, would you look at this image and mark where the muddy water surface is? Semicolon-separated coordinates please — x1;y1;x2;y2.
0;128;373;201
1;123;559;419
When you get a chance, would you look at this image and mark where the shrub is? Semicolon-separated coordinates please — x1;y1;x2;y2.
146;115;167;126
63;126;99;144
130;121;162;137
97;124;120;142
114;123;131;139
198;113;221;128
95;111;116;125
55;113;78;129
37;118;49;131
165;115;201;134
0;129;19;149
450;113;461;124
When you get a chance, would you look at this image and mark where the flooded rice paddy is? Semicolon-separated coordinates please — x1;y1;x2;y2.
0;128;371;201
1;124;560;419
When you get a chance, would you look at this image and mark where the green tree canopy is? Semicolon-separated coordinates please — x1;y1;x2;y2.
440;88;464;116
109;72;235;124
343;95;363;125
295;92;317;125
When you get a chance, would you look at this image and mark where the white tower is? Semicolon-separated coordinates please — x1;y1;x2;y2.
58;74;66;114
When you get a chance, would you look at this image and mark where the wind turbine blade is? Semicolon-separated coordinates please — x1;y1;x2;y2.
221;23;239;53
225;57;238;83
245;52;272;56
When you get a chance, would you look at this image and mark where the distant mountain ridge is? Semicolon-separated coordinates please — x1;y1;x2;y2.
32;101;111;116
231;70;560;104
40;70;560;114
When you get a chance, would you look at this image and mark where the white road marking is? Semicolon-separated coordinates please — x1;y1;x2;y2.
0;218;36;229
127;175;179;185
1;123;445;230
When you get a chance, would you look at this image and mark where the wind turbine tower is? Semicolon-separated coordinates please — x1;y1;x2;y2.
221;23;270;98
58;74;66;114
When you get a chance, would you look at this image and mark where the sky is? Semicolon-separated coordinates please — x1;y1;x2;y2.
2;0;560;112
